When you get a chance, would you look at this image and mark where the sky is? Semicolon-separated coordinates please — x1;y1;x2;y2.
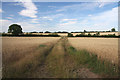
0;1;119;32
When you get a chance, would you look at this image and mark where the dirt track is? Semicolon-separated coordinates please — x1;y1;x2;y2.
3;37;108;78
30;37;100;78
3;37;118;78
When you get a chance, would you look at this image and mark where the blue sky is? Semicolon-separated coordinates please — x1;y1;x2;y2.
0;1;118;32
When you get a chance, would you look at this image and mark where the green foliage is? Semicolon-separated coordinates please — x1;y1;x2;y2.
67;46;118;76
49;33;60;37
75;33;86;37
39;45;46;47
49;33;58;35
111;28;116;32
88;33;91;36
67;33;73;37
84;30;87;32
30;31;38;33
45;31;51;33
75;32;118;38
96;32;100;36
2;33;60;37
8;24;22;35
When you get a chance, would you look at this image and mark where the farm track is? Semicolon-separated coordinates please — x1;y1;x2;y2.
3;37;101;78
3;37;119;78
32;37;101;78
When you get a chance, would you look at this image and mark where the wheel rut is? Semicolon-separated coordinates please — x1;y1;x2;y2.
32;37;101;78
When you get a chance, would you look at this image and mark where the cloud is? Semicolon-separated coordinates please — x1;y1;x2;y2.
40;16;53;21
55;6;118;31
56;3;98;12
98;2;113;8
16;0;38;18
31;19;39;23
61;19;77;22
40;14;63;21
6;17;13;20
59;21;77;26
78;7;118;31
9;15;14;17
88;14;92;16
91;7;117;23
0;19;12;32
56;2;114;12
0;8;3;13
0;19;40;32
48;6;56;8
15;22;41;32
93;0;119;2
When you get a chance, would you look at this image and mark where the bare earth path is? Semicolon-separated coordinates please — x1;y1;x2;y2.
31;37;101;78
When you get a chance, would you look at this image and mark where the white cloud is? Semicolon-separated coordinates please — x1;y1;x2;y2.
56;7;118;31
98;2;113;8
31;19;39;23
0;19;12;32
0;8;3;13
9;15;14;17
48;6;56;8
16;0;38;18
59;21;77;26
91;7;117;23
40;14;63;21
56;3;98;12
15;22;41;32
99;3;105;8
0;19;41;32
56;2;114;12
6;17;13;20
40;16;53;21
78;7;118;31
93;0;119;2
61;19;77;22
88;14;92;17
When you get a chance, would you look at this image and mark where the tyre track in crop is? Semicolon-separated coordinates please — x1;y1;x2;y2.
3;37;100;78
32;37;67;78
33;37;101;78
3;41;57;78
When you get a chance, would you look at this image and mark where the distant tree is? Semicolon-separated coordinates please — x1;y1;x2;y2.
62;31;68;33
45;31;51;33
57;31;68;33
30;31;38;33
88;33;91;36
84;30;87;33
106;30;110;32
2;32;5;34
96;32;100;36
68;33;73;37
111;28;115;32
39;32;43;33
8;24;22;35
81;32;85;35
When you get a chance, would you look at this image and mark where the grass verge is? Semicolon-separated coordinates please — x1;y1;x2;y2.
67;46;118;77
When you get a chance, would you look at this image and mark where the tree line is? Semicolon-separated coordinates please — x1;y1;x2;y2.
1;24;119;38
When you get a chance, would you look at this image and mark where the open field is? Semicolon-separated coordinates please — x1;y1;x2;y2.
2;37;119;78
68;37;118;64
2;37;60;67
2;37;60;54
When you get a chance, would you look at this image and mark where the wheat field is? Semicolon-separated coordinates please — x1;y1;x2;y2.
68;37;118;64
2;37;60;65
2;37;119;78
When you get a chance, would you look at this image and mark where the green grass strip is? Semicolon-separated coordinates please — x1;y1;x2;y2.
67;46;118;76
